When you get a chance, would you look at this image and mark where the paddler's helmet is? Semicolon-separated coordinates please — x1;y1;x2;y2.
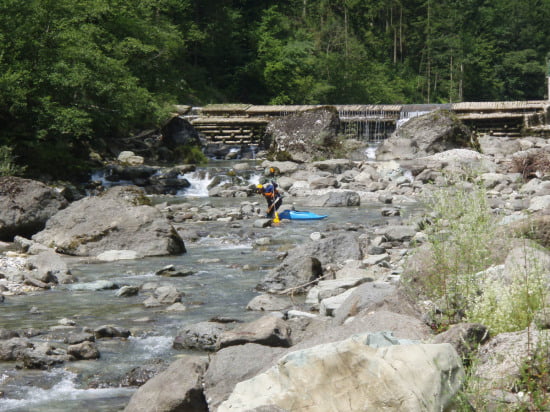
256;184;264;193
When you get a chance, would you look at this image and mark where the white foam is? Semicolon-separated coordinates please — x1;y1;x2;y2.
179;172;215;197
128;335;173;358
0;370;133;411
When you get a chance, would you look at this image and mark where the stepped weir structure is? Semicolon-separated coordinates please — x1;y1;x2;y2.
177;101;550;147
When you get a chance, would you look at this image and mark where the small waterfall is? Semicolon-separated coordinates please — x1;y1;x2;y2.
178;171;217;197
337;106;396;142
177;168;262;197
364;145;378;160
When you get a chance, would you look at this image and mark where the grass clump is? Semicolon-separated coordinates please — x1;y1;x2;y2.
467;248;547;334
404;179;500;327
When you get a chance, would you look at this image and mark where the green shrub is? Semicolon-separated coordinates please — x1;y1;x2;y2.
173;145;207;164
467;243;547;334
406;177;548;335
405;181;498;313
0;145;26;176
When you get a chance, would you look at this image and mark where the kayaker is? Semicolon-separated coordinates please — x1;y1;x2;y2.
256;182;283;218
259;166;280;184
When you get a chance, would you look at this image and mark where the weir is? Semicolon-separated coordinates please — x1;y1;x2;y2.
178;101;550;148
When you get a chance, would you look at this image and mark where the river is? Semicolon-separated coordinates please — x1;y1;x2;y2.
0;160;396;412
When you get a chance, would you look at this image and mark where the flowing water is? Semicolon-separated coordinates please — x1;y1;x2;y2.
0;161;399;412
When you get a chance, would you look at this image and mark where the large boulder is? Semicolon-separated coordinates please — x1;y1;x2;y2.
203;343;287;411
216;315;292;350
218;333;464;412
376;110;477;160
257;232;363;294
266;107;340;163
123;355;209;412
0;176;68;241
257;255;322;294
161;116;201;149
32;186;185;257
302;191;360;207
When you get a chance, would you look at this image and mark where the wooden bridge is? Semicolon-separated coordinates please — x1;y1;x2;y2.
174;101;550;146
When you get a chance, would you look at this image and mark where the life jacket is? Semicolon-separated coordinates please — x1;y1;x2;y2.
263;182;279;198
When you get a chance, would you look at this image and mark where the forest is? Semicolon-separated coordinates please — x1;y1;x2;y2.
0;0;549;177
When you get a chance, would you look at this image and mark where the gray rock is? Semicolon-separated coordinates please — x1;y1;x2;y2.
375;225;417;242
333;281;397;324
116;286;139;297
266;107;340;163
26;250;73;284
246;294;294;312
257;231;363;294
260;161;301;175
0;337;33;361
155;265;195;277
376;110;476;160
257;255;322;294
216;315;292;350
307;277;372;305
23;276;51;289
308;176;338;189
304;191;360;207
310;159;355;174
64;332;95;345
0;177;68;241
204;343;287;411
21;342;70;369
254;219;273;228
173;322;227;352
319;288;356;316
32;186;185;257
143;296;162;308
161;116;201;149
432;323;489;364
67;341;100;360
528;194;550;212
362;253;390;266
121;360;168;387
153;285;182;304
123;355;209;412
218;333;463;412
94;325;131;339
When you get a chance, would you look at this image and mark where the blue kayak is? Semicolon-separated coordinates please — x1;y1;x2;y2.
278;209;328;220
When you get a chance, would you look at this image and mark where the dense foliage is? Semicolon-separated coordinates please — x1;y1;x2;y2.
1;0;549;176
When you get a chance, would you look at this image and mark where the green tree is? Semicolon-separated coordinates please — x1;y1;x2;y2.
0;0;185;177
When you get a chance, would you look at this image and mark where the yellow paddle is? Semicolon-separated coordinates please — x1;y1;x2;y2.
267;197;282;223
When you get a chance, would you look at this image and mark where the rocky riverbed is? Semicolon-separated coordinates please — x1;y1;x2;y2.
2;109;550;411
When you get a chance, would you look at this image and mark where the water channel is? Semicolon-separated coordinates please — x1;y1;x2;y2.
0;160;399;411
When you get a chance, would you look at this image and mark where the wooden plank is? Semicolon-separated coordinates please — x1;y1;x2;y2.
456;112;526;119
191;117;268;125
